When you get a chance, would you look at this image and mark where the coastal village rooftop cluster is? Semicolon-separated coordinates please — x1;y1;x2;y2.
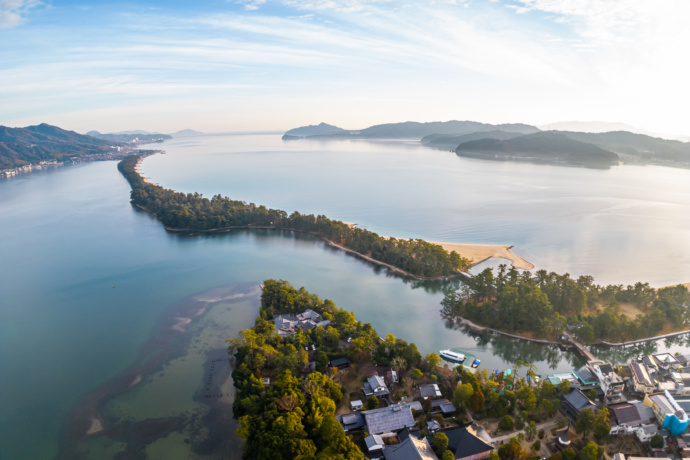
278;304;690;460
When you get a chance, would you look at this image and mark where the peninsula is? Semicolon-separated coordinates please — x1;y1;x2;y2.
118;155;489;279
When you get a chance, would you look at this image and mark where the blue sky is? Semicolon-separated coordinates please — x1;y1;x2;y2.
1;0;689;134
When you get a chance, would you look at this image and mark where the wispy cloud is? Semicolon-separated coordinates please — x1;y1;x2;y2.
0;0;41;28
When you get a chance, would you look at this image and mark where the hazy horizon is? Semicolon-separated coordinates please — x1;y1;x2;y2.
2;0;690;136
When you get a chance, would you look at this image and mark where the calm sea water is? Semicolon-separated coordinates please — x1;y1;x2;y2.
142;134;690;286
0;134;689;458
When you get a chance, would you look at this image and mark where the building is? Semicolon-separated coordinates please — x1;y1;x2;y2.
589;361;625;403
363;375;390;399
631;360;656;394
273;309;331;337
362;403;417;437
561;389;597;420
337;412;366;432
643;391;690;436
420;384;442;399
350;399;364;411
608;401;656;435
329;357;351;370
365;434;385;453
652;353;681;371
441;427;494;460
383;436;439;460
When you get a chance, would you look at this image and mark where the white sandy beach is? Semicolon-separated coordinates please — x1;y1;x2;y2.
430;242;534;270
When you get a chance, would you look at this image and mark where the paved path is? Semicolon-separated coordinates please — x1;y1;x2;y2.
484;419;560;445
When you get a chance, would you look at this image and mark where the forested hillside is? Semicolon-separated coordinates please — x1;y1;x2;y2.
0;124;122;169
441;265;690;343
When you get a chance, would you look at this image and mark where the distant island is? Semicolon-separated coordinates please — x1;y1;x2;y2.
454;131;619;167
283;120;690;168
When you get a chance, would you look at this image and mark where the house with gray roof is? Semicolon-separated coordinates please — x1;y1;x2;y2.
337;412;366;432
439;427;494;460
365;434;385;452
364;375;390;398
420;384;442;399
363;403;416;437
609;401;657;435
561;388;597;420
383;436;439;460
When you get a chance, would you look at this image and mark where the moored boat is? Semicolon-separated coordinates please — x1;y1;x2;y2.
439;349;466;363
470;358;481;368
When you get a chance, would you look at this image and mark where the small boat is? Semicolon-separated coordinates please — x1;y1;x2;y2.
439;349;466;363
470;358;481;368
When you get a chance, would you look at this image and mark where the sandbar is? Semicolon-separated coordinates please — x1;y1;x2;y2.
171;317;192;332
430;242;534;270
86;417;103;436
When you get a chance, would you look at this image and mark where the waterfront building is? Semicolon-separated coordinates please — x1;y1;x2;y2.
643;390;690;436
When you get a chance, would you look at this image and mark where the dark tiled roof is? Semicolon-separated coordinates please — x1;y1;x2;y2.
329;357;350;367
597;363;614;375
337;412;365;431
382;437;425;460
563;389;597;411
444;427;493;459
610;404;644;425
420;384;442;398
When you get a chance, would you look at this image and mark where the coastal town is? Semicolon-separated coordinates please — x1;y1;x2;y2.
332;330;690;460
228;280;690;460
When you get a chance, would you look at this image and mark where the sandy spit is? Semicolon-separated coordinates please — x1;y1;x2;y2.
430;242;534;270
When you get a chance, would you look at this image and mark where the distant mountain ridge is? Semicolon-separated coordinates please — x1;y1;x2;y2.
455;131;619;167
283;120;540;140
1;124;123;169
421;129;532;149
87;131;172;143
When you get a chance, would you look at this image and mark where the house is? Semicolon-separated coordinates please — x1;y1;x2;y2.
643;390;690;436
653;354;681;371
589;360;625;403
329;357;351;370
273;309;331;337
351;399;364;411
337;412;366;432
427;419;442;433
631;360;656;394
440;427;494;460
636;424;659;443
365;434;385;452
420;384;442;399
363;403;417;437
671;372;690;396
608;401;656;435
387;370;399;384
431;399;457;417
363;375;390;398
573;365;601;390
561;389;597;420
383;436;439;460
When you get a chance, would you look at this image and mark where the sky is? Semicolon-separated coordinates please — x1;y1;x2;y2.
1;0;690;135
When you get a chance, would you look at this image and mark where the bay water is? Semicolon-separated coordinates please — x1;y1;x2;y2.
1;134;689;458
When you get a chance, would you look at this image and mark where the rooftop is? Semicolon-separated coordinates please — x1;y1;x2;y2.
443;427;494;459
383;436;439;460
363;403;416;435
